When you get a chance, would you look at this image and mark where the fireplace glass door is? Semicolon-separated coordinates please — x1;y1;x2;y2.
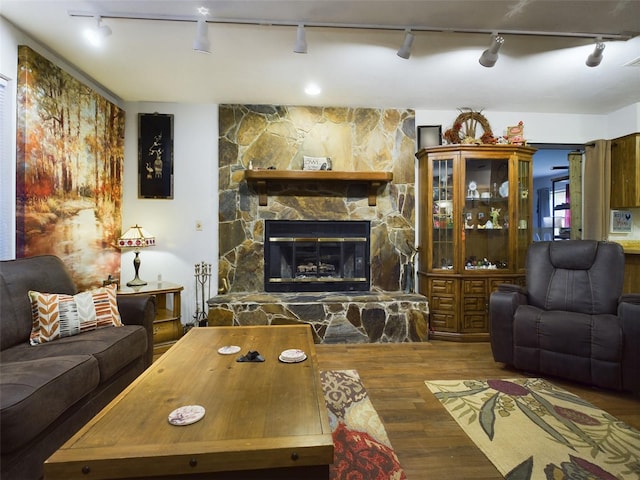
265;220;370;292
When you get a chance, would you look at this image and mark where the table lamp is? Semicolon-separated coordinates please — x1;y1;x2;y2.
117;224;156;286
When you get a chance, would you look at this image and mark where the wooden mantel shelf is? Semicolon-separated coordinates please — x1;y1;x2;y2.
244;170;393;206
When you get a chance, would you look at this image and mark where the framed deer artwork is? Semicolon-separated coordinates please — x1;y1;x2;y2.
138;113;174;199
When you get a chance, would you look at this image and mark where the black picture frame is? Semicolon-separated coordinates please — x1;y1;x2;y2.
138;113;174;199
417;125;442;149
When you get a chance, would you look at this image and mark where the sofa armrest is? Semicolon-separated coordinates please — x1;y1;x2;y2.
489;285;528;365
117;295;156;368
619;296;640;393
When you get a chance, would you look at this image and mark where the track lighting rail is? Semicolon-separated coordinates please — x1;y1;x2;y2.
67;10;635;42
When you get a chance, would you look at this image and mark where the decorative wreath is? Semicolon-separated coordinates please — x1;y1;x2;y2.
443;109;495;144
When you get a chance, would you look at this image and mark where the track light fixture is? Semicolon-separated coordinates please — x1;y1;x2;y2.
479;34;504;67
69;10;634;62
294;24;307;54
193;18;210;53
585;38;605;67
84;16;111;46
96;16;112;37
397;30;415;59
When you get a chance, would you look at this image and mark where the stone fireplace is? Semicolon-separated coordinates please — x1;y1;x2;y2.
217;105;417;293
209;104;429;343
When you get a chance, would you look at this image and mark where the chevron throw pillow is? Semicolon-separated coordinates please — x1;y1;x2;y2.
28;284;123;345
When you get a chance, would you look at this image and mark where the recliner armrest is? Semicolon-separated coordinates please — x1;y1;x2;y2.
117;295;156;368
619;293;640;305
497;283;527;295
489;285;528;365
618;295;640;393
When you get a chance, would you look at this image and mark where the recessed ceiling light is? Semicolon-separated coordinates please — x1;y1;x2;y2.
304;83;321;96
197;6;210;16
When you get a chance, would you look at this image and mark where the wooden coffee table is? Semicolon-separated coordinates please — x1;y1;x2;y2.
44;325;334;479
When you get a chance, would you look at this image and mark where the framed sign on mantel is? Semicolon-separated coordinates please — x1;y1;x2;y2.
138;113;174;199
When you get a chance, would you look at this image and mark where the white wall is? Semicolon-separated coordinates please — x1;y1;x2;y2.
1;18;20;260
415;110;608;144
0;18;17;260
415;106;640;145
121;103;218;324
606;104;640;139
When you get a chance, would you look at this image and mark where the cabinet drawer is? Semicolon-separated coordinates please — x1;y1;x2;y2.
152;342;175;363
430;312;456;331
431;278;455;294
462;279;486;294
463;296;486;312
431;295;455;312
153;319;183;344
462;313;487;331
489;276;524;292
489;278;509;292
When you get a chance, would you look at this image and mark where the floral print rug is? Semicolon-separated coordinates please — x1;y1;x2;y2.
321;370;406;480
426;378;640;480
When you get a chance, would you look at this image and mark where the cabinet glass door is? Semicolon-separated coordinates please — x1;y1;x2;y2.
432;158;454;269
463;157;510;270
516;158;531;270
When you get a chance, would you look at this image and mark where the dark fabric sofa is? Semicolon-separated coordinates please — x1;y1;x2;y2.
489;240;640;393
0;255;155;480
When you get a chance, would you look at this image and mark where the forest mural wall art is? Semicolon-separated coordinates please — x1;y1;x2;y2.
16;46;125;290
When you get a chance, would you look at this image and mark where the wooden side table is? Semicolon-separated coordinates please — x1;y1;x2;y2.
118;282;184;362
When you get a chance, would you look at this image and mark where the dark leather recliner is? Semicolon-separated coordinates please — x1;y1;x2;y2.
490;240;640;392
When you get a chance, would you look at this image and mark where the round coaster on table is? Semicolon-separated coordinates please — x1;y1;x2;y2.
279;349;307;363
168;405;205;426
217;345;241;355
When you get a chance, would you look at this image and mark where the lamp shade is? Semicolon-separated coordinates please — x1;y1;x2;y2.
117;225;155;287
117;225;156;249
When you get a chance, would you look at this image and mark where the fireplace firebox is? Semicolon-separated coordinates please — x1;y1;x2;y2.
264;220;370;292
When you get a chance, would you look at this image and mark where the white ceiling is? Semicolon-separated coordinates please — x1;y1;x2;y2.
2;0;640;116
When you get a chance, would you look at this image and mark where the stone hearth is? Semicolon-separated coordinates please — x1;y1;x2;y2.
207;292;429;344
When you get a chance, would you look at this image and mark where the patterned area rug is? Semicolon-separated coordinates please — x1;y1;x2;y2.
426;378;640;480
321;370;406;480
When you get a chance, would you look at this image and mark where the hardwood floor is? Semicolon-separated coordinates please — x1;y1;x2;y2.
315;341;640;480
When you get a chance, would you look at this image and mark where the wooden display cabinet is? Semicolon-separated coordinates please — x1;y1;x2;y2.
118;282;184;361
416;145;535;341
